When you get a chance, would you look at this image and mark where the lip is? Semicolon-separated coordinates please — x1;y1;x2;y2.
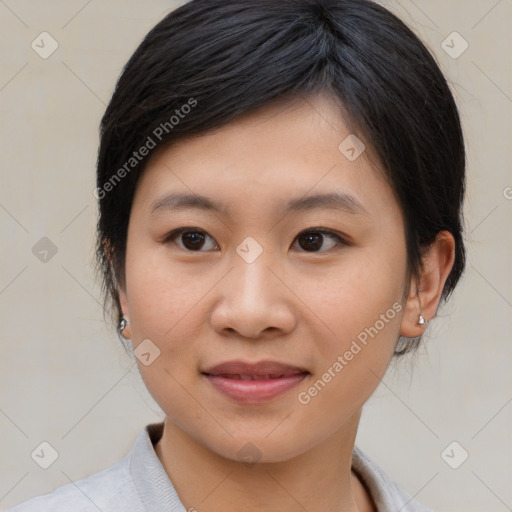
201;360;309;404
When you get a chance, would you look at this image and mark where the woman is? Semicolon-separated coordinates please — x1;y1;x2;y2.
9;0;465;510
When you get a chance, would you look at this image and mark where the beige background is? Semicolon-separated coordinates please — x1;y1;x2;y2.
1;1;511;511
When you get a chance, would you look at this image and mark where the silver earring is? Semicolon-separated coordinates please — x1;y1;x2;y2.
417;314;428;326
118;317;130;339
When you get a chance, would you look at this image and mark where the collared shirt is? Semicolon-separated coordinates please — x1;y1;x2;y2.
9;422;432;512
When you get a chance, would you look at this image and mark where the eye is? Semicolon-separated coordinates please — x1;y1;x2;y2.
292;229;349;253
163;227;349;253
164;227;218;251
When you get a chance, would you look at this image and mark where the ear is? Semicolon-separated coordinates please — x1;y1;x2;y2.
400;231;456;338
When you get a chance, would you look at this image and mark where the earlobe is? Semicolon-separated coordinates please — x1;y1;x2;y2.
399;231;456;338
117;282;133;340
117;289;132;341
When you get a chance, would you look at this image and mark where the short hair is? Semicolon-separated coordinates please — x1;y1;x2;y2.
95;0;466;356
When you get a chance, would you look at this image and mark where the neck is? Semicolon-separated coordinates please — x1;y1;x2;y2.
154;411;372;512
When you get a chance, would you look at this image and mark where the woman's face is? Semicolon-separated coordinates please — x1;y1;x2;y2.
119;94;411;462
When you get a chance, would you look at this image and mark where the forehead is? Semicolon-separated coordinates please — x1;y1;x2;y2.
133;94;399;222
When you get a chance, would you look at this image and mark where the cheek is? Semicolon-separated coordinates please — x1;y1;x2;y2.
295;249;405;421
294;261;404;440
124;247;214;398
302;246;405;349
124;248;208;428
125;243;210;339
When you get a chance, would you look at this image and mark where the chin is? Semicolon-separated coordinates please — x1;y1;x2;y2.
199;428;314;465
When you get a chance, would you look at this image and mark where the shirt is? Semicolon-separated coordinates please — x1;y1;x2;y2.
8;422;432;512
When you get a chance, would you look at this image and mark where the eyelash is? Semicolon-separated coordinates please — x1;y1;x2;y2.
162;227;350;253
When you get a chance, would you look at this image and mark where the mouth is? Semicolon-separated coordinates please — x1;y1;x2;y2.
201;360;310;403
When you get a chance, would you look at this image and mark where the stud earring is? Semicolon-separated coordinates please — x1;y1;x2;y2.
118;317;130;340
417;314;428;326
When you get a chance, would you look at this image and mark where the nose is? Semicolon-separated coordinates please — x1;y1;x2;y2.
209;251;297;340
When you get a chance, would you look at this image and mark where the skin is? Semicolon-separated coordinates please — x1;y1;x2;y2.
117;93;455;512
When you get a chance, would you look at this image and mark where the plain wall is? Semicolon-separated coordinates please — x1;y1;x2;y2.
1;1;511;511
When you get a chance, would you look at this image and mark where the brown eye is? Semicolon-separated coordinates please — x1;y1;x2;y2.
164;228;218;251
163;227;348;253
293;229;348;252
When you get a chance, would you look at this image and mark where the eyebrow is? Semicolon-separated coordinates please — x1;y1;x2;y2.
150;191;368;217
